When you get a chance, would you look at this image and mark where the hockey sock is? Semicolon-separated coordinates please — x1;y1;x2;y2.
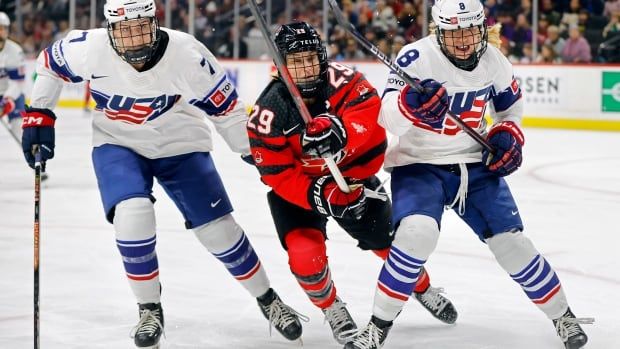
373;245;425;321
286;228;336;309
114;198;161;304
413;267;430;293
373;215;439;321
373;248;430;293
372;248;390;260
487;231;569;319
194;214;269;298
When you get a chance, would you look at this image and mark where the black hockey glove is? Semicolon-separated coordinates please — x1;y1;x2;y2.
21;107;56;169
308;176;367;220
301;114;347;159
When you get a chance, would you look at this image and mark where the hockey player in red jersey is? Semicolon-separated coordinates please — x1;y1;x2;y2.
246;22;458;344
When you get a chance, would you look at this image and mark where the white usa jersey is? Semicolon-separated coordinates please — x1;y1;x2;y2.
32;28;248;159
379;35;523;169
0;39;25;98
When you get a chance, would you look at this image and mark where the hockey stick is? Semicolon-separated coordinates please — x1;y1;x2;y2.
247;0;351;193
327;0;494;153
33;147;42;349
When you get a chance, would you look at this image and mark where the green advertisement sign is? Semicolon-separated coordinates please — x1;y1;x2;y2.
602;71;620;112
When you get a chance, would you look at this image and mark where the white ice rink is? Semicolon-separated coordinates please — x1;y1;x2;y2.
1;108;619;349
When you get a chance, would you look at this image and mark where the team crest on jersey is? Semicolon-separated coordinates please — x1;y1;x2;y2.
91;89;180;124
510;78;520;95
441;85;492;135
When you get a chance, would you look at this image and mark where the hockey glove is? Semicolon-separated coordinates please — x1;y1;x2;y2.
399;79;449;128
0;97;15;117
482;121;524;177
301;114;347;159
308;176;367;220
21;107;56;169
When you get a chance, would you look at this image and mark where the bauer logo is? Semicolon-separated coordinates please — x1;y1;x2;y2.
602;71;620;112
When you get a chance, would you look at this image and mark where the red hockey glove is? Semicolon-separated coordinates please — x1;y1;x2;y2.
482;121;524;177
399;79;449;128
301;114;347;159
308;176;367;220
0;97;15;117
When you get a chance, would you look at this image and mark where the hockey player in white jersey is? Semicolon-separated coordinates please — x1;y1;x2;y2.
20;1;303;348
0;12;26;142
344;1;593;349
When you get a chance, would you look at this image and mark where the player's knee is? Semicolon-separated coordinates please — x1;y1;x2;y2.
285;228;327;275
113;197;155;240
486;231;538;274
393;214;439;260
192;213;243;253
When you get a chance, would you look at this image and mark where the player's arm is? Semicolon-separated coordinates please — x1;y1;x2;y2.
2;45;25;104
336;73;382;151
247;95;313;209
483;52;525;177
21;30;89;168
187;39;249;155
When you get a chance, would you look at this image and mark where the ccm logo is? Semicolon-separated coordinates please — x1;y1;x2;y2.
23;116;44;126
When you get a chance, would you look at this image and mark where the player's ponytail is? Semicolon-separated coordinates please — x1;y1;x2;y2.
486;23;502;49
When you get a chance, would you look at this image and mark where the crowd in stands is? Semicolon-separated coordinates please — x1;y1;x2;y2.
1;0;619;63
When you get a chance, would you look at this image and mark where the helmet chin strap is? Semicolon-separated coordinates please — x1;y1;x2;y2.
122;46;153;65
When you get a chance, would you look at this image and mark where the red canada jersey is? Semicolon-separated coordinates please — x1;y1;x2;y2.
247;61;387;210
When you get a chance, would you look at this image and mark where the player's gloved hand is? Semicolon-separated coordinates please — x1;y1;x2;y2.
399;79;449;128
21;107;56;169
482;121;524;177
301;114;347;158
308;175;367;220
0;97;15;117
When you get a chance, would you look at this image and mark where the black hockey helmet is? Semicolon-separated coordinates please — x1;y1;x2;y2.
274;22;328;98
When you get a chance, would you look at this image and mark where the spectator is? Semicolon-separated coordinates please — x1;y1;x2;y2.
545;25;566;56
603;11;620;37
561;25;592;62
536;43;562;63
604;0;620;17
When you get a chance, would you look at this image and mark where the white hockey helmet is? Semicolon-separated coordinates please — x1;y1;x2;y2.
0;12;10;27
431;0;488;70
103;0;160;65
104;0;156;24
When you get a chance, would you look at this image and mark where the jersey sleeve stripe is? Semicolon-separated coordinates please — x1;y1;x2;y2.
189;75;239;116
492;79;522;112
43;41;84;83
7;68;25;80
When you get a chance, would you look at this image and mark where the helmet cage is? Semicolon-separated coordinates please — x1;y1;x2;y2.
107;16;160;65
274;23;328;98
436;23;488;71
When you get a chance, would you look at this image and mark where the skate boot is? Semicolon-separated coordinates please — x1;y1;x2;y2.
553;307;594;349
322;297;357;344
257;288;306;341
343;315;392;349
414;286;458;324
131;303;164;348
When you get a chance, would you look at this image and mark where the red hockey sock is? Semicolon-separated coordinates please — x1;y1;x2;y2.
372;247;390;260
413;267;430;293
285;228;336;308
